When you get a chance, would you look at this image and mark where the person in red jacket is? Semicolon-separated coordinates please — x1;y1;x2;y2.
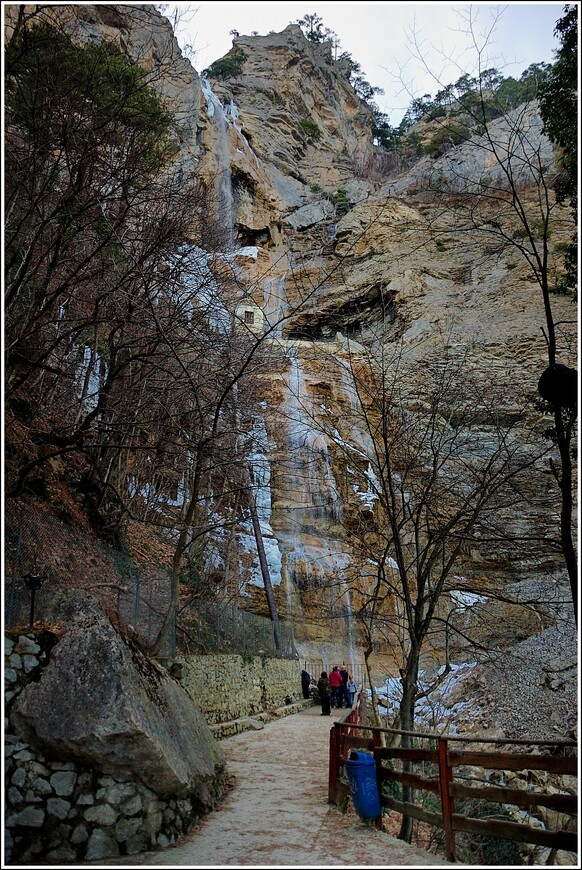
329;666;343;708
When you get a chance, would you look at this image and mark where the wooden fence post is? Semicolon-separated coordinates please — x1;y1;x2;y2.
371;729;383;830
438;737;456;861
328;724;340;805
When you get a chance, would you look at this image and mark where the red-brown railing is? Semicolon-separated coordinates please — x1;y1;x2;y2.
328;697;577;861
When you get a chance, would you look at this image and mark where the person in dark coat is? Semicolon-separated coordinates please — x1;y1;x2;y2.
301;669;311;699
339;664;349;707
318;671;331;715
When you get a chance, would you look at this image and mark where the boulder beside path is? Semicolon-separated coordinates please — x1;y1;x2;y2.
11;589;226;803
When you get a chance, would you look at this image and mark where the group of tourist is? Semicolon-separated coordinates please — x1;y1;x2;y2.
309;665;357;716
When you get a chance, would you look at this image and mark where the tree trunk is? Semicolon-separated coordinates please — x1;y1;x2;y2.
554;406;577;624
148;448;203;657
364;647;383;730
397;645;420;843
247;481;283;654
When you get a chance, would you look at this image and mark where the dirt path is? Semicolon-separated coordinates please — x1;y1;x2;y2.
106;706;449;866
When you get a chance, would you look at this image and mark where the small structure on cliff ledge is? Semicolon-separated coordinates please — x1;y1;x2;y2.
234;298;265;334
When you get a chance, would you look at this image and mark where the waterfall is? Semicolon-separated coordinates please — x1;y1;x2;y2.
285;348;341;523
263;272;288;339
275;348;358;654
201;78;235;251
225;99;260;167
238;414;283;592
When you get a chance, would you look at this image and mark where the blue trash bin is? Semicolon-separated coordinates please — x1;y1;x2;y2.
344;750;381;819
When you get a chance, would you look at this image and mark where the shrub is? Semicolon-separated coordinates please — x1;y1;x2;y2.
299;117;322;143
204;48;247;80
425;122;471;157
554;240;571;251
454;799;524;865
332;188;351;217
428;106;447;121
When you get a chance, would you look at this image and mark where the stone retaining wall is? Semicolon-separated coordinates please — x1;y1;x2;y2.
5;735;199;863
177;654;303;725
4;634;205;864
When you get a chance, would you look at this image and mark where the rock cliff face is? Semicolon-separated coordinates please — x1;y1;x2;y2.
6;6;575;675
190;19;575;671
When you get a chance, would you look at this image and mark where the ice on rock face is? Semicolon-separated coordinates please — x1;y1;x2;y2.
238;415;283;590
370;661;479;732
354;463;380;510
450;587;487;609
200;78;220;118
180;244;232;332
283;350;341;524
248;416;275;533
77;346;103;411
238;530;283;588
232;246;260;260
263;273;287;339
237;348;362;651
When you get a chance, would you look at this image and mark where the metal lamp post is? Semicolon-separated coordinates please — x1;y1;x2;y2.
24;572;43;627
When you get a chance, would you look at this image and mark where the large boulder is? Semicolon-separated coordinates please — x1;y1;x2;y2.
11;591;226;804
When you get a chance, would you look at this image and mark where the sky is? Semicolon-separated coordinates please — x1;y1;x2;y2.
163;1;567;124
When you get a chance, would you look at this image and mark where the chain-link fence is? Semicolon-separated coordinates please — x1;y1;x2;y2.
4;506;295;660
4;506;176;655
176;598;296;657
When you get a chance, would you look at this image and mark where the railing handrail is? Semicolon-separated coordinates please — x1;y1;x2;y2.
330;719;577;747
328;693;577;861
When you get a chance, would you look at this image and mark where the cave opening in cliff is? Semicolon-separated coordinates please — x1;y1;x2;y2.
285;283;396;341
236;225;271;247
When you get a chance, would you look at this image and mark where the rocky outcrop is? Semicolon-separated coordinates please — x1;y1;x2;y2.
195;24;376;243
387;102;554;196
4;4;203;172
10;591;225;802
210;26;375;202
5;592;226;862
192;22;576;681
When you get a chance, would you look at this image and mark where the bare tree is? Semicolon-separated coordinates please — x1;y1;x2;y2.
3;11;289;654
302;326;555;841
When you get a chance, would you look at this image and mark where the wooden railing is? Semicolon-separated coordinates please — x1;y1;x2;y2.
328;700;577;861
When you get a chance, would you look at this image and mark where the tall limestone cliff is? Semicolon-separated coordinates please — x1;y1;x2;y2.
5;6;576;673
191;20;575;669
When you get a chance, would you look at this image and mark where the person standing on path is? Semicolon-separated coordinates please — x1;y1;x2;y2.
317;671;331;715
329;666;343;707
301;669;311;699
346;674;357;708
339;664;349;707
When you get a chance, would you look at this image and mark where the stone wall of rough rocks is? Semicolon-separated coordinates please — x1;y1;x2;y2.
178;654;303;724
4;633;207;863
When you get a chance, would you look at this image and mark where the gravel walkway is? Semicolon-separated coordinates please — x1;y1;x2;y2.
102;706;450;867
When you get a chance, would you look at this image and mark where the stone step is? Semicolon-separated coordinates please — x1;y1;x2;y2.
210;699;313;740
